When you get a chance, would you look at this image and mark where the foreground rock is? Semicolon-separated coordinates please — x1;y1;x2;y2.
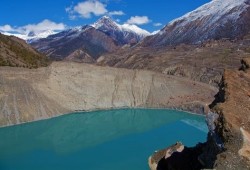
149;142;205;170
149;57;250;170
0;62;216;126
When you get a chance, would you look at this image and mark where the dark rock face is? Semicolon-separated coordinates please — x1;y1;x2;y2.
157;144;205;170
141;0;250;47
149;142;205;170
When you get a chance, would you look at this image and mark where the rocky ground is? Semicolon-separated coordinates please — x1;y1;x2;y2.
210;57;250;169
148;57;250;170
0;62;217;127
98;36;250;87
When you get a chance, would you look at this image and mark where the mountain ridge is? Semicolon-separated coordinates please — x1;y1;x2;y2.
140;0;250;47
30;16;150;61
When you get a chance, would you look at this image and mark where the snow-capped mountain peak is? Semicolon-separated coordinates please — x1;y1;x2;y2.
1;30;57;42
27;30;57;42
92;16;120;30
141;0;250;47
92;16;150;39
168;0;248;26
2;16;150;44
119;24;150;37
30;16;151;61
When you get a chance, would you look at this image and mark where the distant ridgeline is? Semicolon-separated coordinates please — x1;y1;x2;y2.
0;33;49;68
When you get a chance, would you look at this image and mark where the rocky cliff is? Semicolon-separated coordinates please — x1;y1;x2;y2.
208;57;250;169
0;62;217;127
148;57;250;170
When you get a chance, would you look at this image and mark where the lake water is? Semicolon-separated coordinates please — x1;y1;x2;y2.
0;109;208;170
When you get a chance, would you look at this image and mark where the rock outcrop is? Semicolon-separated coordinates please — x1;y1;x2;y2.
0;62;217;127
149;57;250;170
208;57;250;169
149;142;205;170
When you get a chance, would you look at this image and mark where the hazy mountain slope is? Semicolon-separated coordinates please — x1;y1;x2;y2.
0;33;49;68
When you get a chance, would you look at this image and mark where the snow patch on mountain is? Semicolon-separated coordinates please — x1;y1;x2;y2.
151;30;160;35
119;24;150;37
92;16;150;38
92;16;120;30
168;0;248;26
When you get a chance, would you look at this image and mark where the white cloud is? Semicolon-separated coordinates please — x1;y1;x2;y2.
0;20;66;35
153;23;162;27
126;16;150;25
69;1;108;18
65;5;77;20
108;10;124;16
66;1;125;19
23;19;65;34
0;25;14;32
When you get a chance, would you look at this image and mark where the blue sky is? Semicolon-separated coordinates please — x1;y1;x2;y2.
0;0;210;34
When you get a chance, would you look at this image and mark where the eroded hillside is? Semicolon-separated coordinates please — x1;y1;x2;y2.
0;62;217;126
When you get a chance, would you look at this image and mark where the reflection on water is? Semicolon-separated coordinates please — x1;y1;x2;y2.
0;109;208;170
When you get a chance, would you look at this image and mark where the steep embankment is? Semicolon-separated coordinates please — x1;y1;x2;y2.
0;62;217;127
148;57;250;170
0;33;49;68
209;57;250;169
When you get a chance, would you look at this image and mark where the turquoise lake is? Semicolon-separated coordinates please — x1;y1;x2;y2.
0;109;208;170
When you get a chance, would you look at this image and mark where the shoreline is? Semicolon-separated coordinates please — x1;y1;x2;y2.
0;106;207;129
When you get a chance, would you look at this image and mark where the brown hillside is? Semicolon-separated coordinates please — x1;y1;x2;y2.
0;33;50;68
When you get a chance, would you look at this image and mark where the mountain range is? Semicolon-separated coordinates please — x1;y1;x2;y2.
1;0;249;63
30;16;150;62
96;0;250;87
